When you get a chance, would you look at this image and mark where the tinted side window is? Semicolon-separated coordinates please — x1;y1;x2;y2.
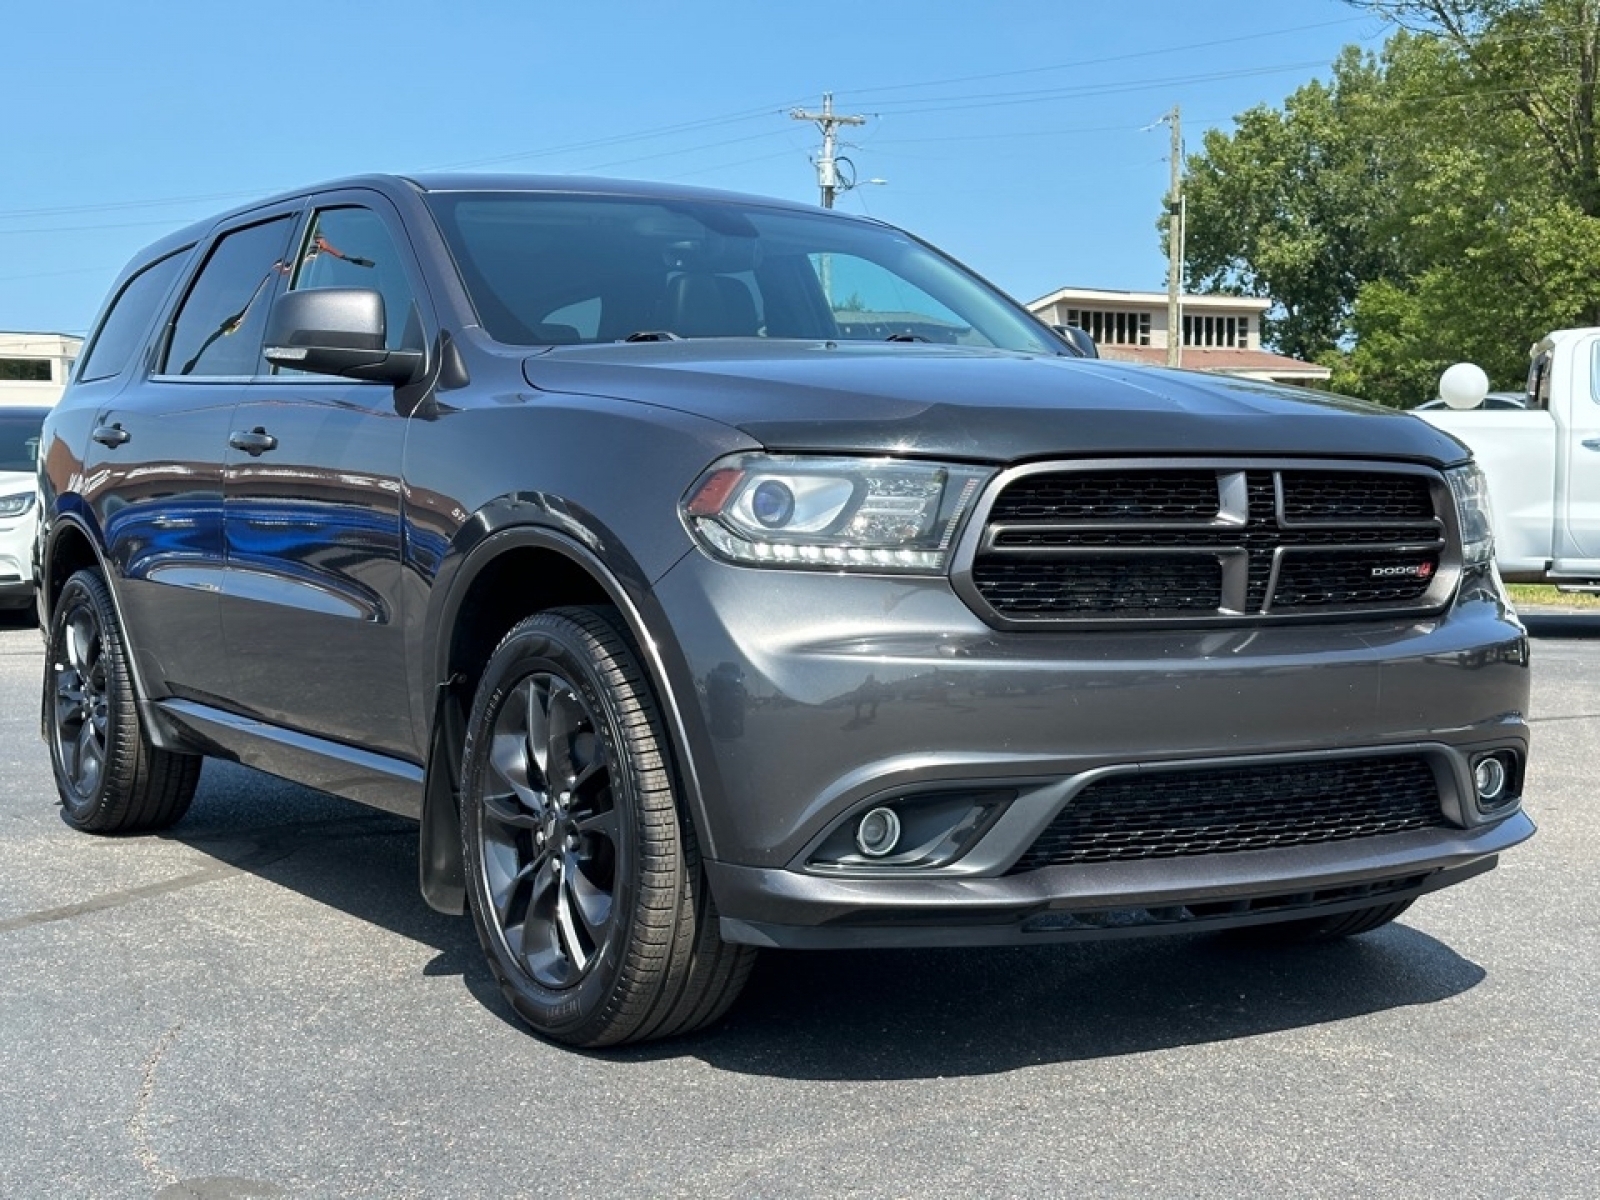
163;216;297;377
0;410;46;472
287;207;421;353
78;250;190;382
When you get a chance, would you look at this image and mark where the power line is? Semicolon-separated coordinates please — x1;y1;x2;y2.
839;14;1382;99
848;59;1337;115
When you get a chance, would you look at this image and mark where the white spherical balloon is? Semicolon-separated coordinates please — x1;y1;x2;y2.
1438;362;1491;410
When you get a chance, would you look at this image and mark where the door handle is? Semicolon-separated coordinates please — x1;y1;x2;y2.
1583;438;1600;451
229;427;279;457
91;422;131;448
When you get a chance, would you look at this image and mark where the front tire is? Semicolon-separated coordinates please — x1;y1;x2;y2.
460;607;754;1047
1234;899;1415;944
46;569;201;833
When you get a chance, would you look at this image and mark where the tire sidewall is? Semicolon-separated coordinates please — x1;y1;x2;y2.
461;618;648;1039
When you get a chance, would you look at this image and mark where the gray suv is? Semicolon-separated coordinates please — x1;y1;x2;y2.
36;174;1533;1046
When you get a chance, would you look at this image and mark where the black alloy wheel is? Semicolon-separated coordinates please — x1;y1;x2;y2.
46;569;200;833
460;606;754;1047
477;664;623;989
53;587;110;802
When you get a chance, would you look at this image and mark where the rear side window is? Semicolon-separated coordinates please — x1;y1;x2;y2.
77;250;190;383
163;216;297;377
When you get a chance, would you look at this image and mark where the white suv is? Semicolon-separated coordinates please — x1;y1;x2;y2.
0;405;49;614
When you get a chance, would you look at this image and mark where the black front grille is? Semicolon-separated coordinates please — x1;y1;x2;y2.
1008;757;1445;872
966;463;1448;625
990;471;1220;521
1273;551;1439;607
1281;471;1434;522
972;556;1222;615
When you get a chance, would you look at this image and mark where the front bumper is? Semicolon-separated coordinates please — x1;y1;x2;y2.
0;515;37;609
649;554;1532;947
709;814;1532;947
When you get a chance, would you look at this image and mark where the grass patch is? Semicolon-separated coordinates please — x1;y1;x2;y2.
1506;583;1600;609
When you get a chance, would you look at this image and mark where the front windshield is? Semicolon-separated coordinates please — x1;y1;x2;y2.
0;410;45;473
424;190;1060;354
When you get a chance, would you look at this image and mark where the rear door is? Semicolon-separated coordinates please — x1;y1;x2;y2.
83;212;299;703
219;195;430;758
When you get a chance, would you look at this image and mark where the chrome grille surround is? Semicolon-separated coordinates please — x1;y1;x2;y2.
951;458;1461;628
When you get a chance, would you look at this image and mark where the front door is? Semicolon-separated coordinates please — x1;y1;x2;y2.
220;200;428;758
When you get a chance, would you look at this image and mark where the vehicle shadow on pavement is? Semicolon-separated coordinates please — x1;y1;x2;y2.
168;762;1487;1076
0;607;38;631
1523;612;1600;639
636;927;1486;1080
164;761;500;996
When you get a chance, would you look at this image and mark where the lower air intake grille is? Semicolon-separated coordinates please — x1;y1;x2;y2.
1009;757;1444;872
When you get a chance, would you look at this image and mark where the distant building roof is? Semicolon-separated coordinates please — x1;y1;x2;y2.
1024;286;1329;385
1100;344;1331;382
1029;286;1270;314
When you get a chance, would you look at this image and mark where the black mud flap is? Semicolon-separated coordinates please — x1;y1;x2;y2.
419;675;467;915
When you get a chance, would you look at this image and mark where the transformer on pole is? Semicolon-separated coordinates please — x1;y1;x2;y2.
790;93;868;208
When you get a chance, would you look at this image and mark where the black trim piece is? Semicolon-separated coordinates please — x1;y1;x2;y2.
157;698;424;818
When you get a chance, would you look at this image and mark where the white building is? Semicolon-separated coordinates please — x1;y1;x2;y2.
1027;287;1331;387
1;332;82;406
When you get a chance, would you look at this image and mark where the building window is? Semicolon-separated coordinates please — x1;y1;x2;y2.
1066;309;1150;346
1182;315;1250;349
0;358;52;382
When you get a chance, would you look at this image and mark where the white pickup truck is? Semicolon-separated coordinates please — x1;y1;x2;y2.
1416;327;1600;589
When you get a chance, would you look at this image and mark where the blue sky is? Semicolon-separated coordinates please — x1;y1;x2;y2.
2;0;1395;336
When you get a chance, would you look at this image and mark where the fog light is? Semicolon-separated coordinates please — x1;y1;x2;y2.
1473;755;1509;806
855;806;902;857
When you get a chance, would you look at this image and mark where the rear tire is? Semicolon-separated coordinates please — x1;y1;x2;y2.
45;569;201;833
460;606;755;1047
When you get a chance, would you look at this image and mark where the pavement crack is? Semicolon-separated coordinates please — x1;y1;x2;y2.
129;1023;183;1189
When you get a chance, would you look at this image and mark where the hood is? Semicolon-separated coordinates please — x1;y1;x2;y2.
521;341;1469;466
0;468;34;494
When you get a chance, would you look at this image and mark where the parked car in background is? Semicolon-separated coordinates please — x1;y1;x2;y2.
1415;331;1600;589
35;174;1533;1047
1414;391;1527;411
0;404;50;613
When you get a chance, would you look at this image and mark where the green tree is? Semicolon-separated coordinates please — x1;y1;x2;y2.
1179;1;1600;406
1180;47;1398;362
1355;1;1600;217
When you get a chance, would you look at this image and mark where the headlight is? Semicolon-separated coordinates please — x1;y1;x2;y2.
0;491;34;519
1445;463;1494;568
683;454;992;573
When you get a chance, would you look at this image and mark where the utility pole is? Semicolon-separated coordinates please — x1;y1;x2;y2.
790;93;867;208
1165;105;1184;368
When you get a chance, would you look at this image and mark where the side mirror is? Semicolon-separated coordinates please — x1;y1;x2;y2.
264;287;423;386
1437;361;1490;410
1052;324;1099;359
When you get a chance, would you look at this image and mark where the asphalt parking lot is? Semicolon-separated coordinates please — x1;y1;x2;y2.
1;606;1596;1200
